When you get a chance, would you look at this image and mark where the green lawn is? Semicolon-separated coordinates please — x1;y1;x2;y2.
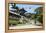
9;18;23;26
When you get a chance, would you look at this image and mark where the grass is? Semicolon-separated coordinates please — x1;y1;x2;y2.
9;18;23;26
9;18;19;25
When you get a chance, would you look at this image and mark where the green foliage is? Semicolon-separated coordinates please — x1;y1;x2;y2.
34;7;43;24
35;7;43;15
9;18;23;26
37;15;43;24
9;19;18;26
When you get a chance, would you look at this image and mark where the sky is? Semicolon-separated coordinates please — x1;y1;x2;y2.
16;4;43;14
9;4;43;14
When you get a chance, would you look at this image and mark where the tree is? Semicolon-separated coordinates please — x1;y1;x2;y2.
34;7;43;24
35;7;43;15
11;3;16;9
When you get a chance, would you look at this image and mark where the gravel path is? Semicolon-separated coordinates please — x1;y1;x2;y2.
9;24;42;29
